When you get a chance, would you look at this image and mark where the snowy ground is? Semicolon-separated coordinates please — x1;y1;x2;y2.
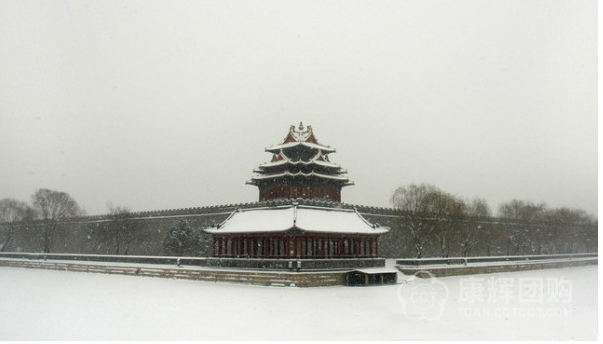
0;264;597;340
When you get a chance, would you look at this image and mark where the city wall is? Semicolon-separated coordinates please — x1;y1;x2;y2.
0;199;596;258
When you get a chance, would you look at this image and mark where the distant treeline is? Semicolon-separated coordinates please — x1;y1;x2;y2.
0;186;597;258
381;183;597;258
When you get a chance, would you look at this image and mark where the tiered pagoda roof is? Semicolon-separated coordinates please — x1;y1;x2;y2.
247;122;353;191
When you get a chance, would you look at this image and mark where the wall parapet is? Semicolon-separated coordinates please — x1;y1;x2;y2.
1;198;588;227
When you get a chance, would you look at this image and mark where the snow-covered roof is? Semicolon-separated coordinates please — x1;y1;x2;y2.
266;141;336;154
296;206;388;234
264;123;336;153
204;204;389;235
248;123;354;188
248;170;353;183
257;157;342;170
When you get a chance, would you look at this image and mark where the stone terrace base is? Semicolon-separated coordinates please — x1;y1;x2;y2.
196;257;386;271
0;252;385;272
0;257;396;287
396;257;598;278
0;258;346;287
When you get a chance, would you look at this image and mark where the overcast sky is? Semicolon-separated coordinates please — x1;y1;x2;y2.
0;0;597;216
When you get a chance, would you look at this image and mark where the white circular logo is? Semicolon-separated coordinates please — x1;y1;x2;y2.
397;271;449;321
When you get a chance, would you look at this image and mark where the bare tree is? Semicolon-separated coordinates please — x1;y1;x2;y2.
31;189;83;253
459;197;492;256
545;207;596;253
431;192;466;257
0;198;33;223
457;227;479;257
498;199;546;221
545;207;595;226
102;205;142;255
390;183;460;258
498;199;547;255
466;198;491;218
0;198;36;251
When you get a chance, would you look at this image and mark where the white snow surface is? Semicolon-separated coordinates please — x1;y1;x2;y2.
0;264;596;340
296;206;387;234
206;205;388;234
208;206;296;234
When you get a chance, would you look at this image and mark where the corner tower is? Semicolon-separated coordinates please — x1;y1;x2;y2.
247;122;353;202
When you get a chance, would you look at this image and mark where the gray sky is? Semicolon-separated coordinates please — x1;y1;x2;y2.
0;0;597;216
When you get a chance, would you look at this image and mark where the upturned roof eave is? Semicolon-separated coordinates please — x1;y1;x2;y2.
265;141;336;153
248;171;353;183
203;204;389;235
257;159;342;170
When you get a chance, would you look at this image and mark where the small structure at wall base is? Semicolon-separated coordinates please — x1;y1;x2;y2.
346;267;398;286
